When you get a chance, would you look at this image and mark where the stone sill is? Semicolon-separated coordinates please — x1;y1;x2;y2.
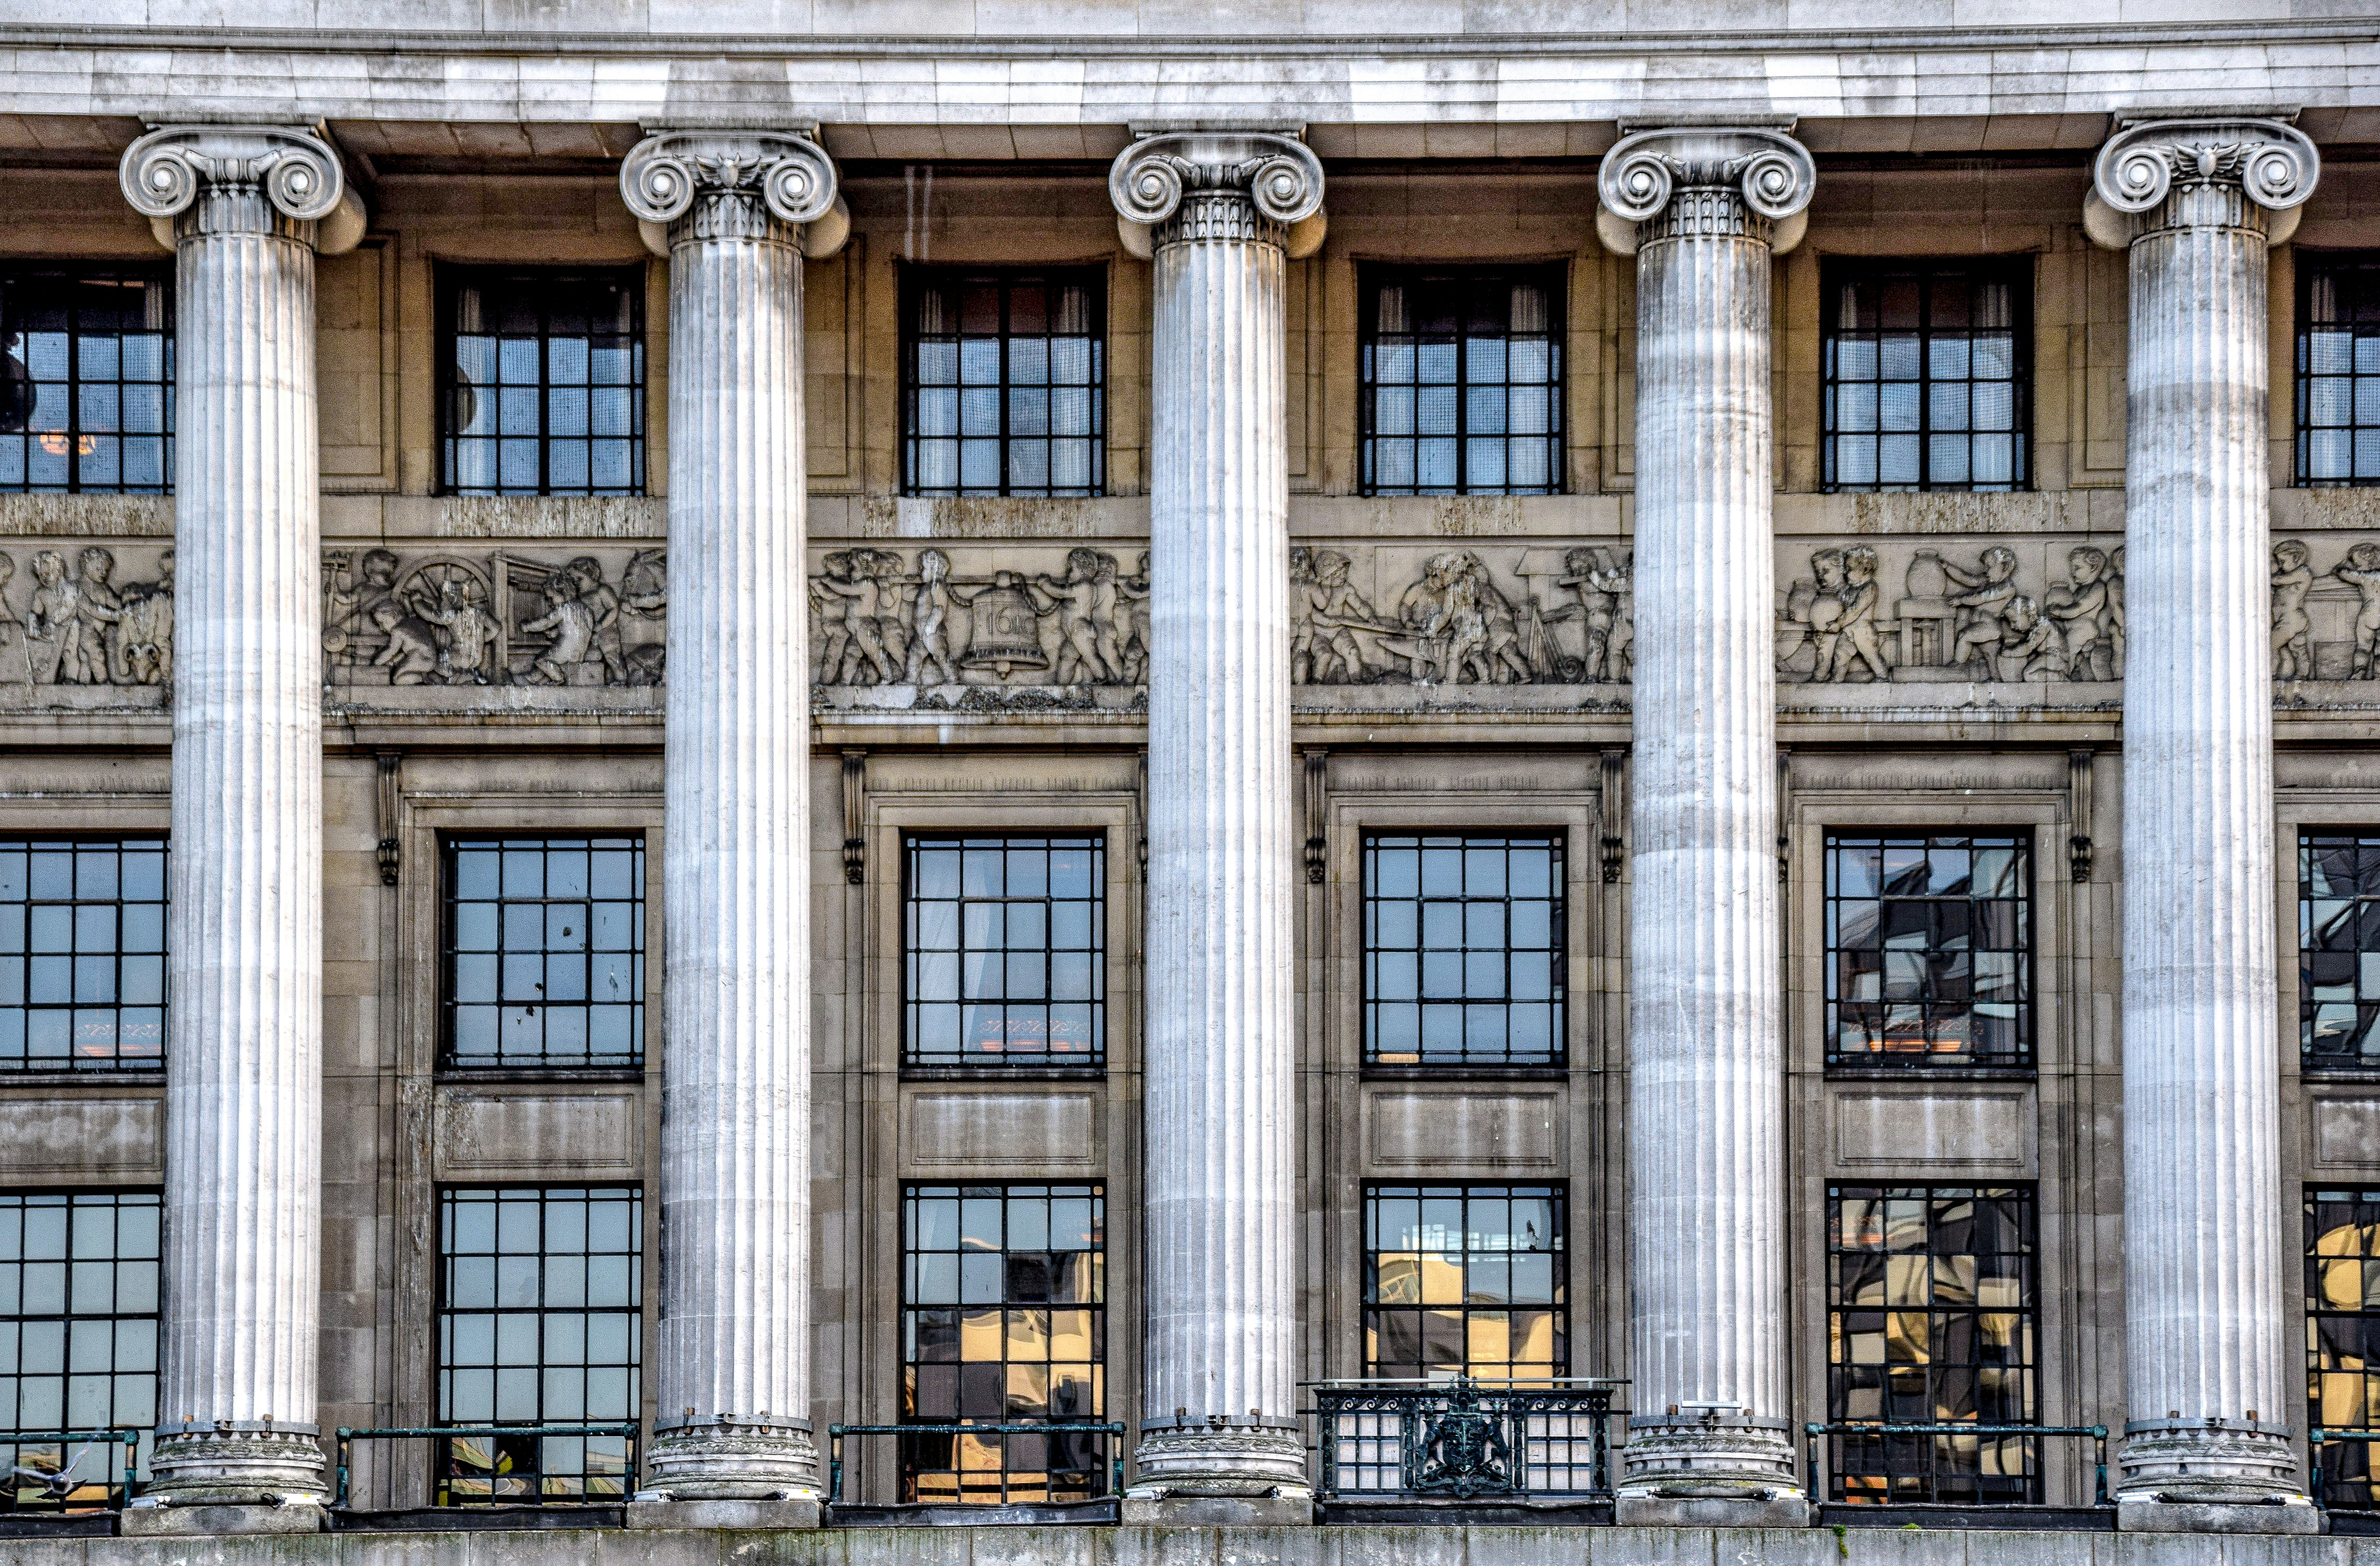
434;1067;646;1086
0;1068;164;1091
1360;1064;1572;1082
1822;1065;2038;1083
899;1065;1108;1082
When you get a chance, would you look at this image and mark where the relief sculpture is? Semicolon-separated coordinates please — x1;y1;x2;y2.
1779;543;2125;684
0;543;175;692
2272;537;2380;681
1289;545;1633;687
321;546;667;689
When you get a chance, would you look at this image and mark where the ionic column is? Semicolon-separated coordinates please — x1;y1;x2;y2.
1107;131;1323;1522
115;125;363;1522
1595;125;1814;1529
2085;116;2322;1533
618;130;844;1525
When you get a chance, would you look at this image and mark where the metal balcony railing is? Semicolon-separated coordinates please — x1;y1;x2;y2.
824;1421;1127;1508
331;1423;640;1510
1310;1377;1625;1504
2309;1427;2380;1514
0;1429;141;1512
1802;1421;2110;1509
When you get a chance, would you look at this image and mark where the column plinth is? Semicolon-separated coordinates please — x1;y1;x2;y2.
1596;125;1814;1530
1108;131;1321;1522
2089;116;2322;1536
619;130;839;1516
115;124;360;1522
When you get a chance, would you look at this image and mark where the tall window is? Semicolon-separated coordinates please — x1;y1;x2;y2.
443;835;645;1070
2299;254;2380;486
1360;266;1563;496
1825;832;2031;1070
0;837;166;1073
903;268;1105;497
1364;832;1565;1068
904;834;1104;1069
1822;260;2030;493
901;1183;1106;1504
2310;1187;2380;1507
1826;1185;2036;1504
2301;831;2380;1064
440;268;645;496
1364;1184;1565;1382
0;267;172;494
436;1186;641;1506
0;1191;158;1511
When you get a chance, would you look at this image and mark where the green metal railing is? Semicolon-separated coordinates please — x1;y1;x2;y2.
825;1422;1126;1507
1804;1421;2109;1508
2308;1427;2380;1514
332;1423;640;1510
0;1428;141;1511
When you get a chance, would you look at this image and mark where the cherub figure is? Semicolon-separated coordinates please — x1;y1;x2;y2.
2104;544;2127;670
2273;538;2316;680
0;552;27;685
813;550;900;684
2338;541;2380;680
1995;594;2064;682
415;572;499;684
1944;546;2021;673
1460;553;1536;684
1120;552;1153;682
111;550;172;686
53;546;120;685
2043;546;2111;679
325;547;401;640
368;599;441;685
1294;549;1391;684
1032;548;1123;685
564;557;627;683
24;550;69;682
518;571;595;685
1554;548;1633;683
1818;544;1892;682
1783;548;1850;680
904;548;962;685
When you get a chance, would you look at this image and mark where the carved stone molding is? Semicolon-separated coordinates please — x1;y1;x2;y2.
2086;116;2320;249
1594;124;1816;257
119;123;365;254
322;543;665;690
620;128;845;258
1108;130;1325;259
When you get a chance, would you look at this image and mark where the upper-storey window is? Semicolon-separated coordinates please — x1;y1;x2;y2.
0;837;166;1074
440;268;645;496
1822;259;2030;493
0;267;172;495
1360;266;1563;496
903;268;1105;497
442;835;645;1071
1363;832;1565;1068
1825;832;2031;1071
2299;255;2380;486
904;834;1105;1070
2300;831;2380;1066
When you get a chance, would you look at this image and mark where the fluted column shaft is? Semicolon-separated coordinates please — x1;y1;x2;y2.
2095;118;2321;1523
1599;127;1814;1518
1111;133;1322;1498
623;131;839;1502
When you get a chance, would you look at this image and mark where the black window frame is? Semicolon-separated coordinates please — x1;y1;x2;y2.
1361;830;1567;1070
900;264;1107;498
438;833;647;1072
2299;830;2380;1067
437;265;647;498
1825;1182;2039;1506
432;1182;644;1508
1358;263;1566;498
0;1187;160;1512
898;1181;1108;1505
2297;252;2380;487
1823;830;2034;1073
1820;257;2034;494
0;834;168;1075
2309;1185;2380;1508
0;264;174;496
1361;1182;1568;1383
901;832;1107;1072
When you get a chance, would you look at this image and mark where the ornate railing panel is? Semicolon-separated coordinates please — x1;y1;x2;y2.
1310;1377;1623;1502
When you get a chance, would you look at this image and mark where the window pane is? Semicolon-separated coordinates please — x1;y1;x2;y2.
0;1190;161;1506
1822;262;2030;494
1825;833;2031;1070
0;269;174;497
1360;267;1563;498
1363;1184;1566;1383
904;269;1106;498
0;838;168;1073
444;836;645;1069
905;835;1105;1069
442;270;645;497
1364;834;1563;1066
2302;833;2380;1065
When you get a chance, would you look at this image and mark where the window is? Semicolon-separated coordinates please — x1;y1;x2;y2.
904;834;1104;1069
1825;832;2031;1070
0;837;166;1073
1364;1184;1565;1382
1826;1185;2036;1504
903;268;1104;497
435;1186;641;1505
443;835;645;1070
1822;260;2030;492
1363;832;1565;1068
2300;832;2380;1064
0;267;171;494
2310;1187;2380;1507
901;1183;1106;1504
0;1191;158;1511
440;268;645;496
1360;266;1563;496
2299;255;2380;486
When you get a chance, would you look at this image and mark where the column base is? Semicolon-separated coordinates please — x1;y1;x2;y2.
119;1500;325;1537
2117;1494;2323;1534
641;1419;820;1502
625;1497;821;1530
1121;1491;1314;1527
143;1426;328;1506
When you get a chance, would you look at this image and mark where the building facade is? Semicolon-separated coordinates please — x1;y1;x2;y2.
0;4;2376;1556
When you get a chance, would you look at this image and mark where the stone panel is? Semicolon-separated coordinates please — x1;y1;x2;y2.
1365;1090;1562;1170
2312;1094;2380;1170
0;1095;161;1179
1831;1088;2030;1172
905;1089;1101;1170
433;1090;642;1180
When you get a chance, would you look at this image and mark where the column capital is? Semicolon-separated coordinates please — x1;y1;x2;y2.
1108;130;1325;261
1595;124;1815;257
119;122;365;254
2086;115;2320;250
620;128;845;259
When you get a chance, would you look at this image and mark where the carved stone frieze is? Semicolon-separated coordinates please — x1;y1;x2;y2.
0;542;175;697
321;545;666;689
1777;541;2127;685
1290;544;1632;687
